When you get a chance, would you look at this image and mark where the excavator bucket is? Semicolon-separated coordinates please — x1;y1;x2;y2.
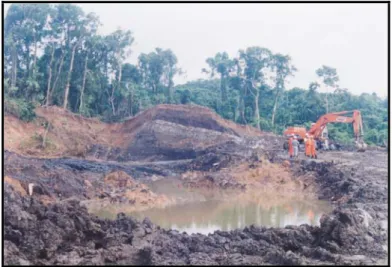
355;139;367;152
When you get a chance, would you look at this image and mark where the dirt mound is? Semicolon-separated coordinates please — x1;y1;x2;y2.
5;104;272;161
120;104;263;137
91;104;271;162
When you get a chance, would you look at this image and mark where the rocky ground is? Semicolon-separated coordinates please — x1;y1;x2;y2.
3;105;388;265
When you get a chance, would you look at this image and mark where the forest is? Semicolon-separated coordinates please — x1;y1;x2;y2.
3;3;388;146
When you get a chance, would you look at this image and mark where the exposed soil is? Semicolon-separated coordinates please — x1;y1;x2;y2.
3;104;388;265
5;104;268;161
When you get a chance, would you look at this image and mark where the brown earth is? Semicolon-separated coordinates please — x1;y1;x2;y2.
181;158;303;191
4;176;27;196
3;104;284;215
3;104;388;265
4;103;286;209
5;104;266;160
83;171;173;214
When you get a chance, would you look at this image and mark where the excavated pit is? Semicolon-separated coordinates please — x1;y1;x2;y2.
3;104;388;265
93;188;333;235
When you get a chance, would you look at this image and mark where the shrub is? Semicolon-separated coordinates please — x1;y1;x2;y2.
4;97;36;122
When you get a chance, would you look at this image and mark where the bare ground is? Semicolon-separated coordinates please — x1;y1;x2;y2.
3;105;388;265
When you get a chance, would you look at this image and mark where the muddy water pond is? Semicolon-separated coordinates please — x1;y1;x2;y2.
93;179;332;235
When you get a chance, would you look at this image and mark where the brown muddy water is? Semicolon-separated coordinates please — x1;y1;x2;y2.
91;178;332;235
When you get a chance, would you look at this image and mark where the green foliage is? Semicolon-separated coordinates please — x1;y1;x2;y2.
316;65;339;88
4;96;36;122
4;3;388;147
328;125;353;145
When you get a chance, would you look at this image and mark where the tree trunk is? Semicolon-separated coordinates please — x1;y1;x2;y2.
25;42;31;79
110;88;116;115
50;49;65;105
152;83;156;94
220;76;224;102
42;122;50;149
238;94;244;123
239;87;247;124
254;87;260;130
110;62;122;115
271;87;281;126
168;75;174;103
104;56;108;81
130;86;134;116
79;54;88;113
63;44;78;109
11;40;17;89
325;94;329;113
234;96;239;122
45;45;55;106
118;63;122;89
32;33;38;76
220;75;227;102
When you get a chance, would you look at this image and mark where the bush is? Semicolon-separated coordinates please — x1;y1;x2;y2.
4;97;36;121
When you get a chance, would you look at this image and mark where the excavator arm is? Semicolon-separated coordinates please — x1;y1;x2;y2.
308;110;366;150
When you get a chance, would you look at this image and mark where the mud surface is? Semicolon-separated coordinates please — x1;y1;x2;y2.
4;150;388;265
3;105;388;265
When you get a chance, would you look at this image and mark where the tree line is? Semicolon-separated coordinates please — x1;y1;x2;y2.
4;3;388;146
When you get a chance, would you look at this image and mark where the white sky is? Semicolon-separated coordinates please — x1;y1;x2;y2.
4;3;388;97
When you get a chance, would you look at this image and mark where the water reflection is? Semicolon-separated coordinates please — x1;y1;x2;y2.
94;196;331;235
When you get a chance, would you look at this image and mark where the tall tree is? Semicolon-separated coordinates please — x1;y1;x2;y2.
230;57;247;124
4;4;50;96
161;49;181;103
270;53;296;126
63;40;81;109
45;44;55;106
77;14;100;113
139;51;162;94
105;29;133;115
239;47;272;130
61;7;100;109
202;52;234;102
118;63;142;117
48;46;66;105
50;4;84;109
138;48;180;103
316;65;339;113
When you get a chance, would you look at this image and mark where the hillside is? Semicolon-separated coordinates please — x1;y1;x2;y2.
5;104;277;161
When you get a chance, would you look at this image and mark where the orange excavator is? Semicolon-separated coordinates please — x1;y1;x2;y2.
283;110;367;151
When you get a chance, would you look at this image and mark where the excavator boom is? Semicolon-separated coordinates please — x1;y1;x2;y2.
283;110;367;151
308;110;364;140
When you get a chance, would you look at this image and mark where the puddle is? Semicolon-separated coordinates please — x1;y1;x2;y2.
93;193;332;235
92;177;332;235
